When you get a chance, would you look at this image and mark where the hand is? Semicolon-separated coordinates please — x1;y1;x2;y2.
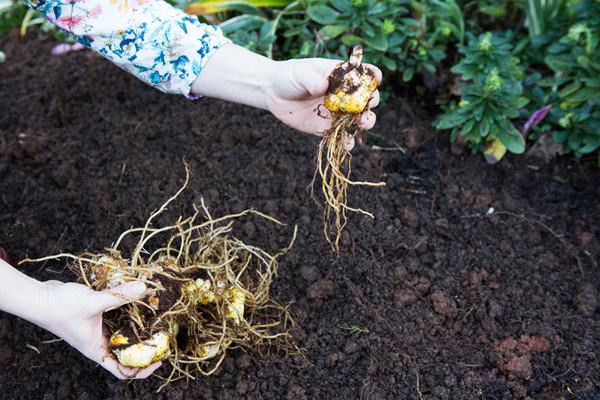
191;44;383;146
41;280;161;379
267;58;382;140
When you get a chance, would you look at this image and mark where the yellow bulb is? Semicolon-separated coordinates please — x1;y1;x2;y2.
110;330;171;368
324;44;377;114
225;287;246;325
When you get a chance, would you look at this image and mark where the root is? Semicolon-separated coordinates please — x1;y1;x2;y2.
311;109;385;252
22;161;297;389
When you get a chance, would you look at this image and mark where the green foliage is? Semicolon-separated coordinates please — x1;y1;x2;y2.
433;69;529;154
0;0;71;39
434;29;529;158
523;0;566;38
539;22;600;108
473;0;507;21
450;31;523;80
531;3;600;165
550;101;600;161
0;0;28;35
296;0;414;65
340;325;369;334
227;24;278;56
204;0;464;82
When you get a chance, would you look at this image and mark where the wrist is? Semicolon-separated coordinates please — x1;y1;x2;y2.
0;259;50;329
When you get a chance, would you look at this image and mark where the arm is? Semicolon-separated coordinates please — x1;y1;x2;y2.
0;258;160;379
190;43;382;136
23;0;381;137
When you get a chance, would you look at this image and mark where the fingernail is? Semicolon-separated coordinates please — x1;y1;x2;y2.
131;281;146;296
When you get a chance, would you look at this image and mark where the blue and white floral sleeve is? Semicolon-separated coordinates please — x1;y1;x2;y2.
24;0;231;97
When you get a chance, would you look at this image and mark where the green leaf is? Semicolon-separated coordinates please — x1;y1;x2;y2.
321;25;346;38
388;32;405;47
283;24;306;37
381;55;397;71
568;133;581;151
368;2;388;15
306;5;340;24
219;15;266;33
581;77;600;88
185;0;292;15
554;130;569;143
422;62;436;73
341;34;364;46
479;119;490;137
558;83;582;98
428;49;446;62
499;123;525;153
462;118;476;134
362;24;375;37
213;1;260;15
577;55;592;70
402;67;415;82
433;112;469;130
513;97;531;109
329;0;354;13
580;135;600;154
566;87;600;103
364;33;388;52
553;175;569;183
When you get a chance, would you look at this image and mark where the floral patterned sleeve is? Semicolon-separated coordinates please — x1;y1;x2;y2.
23;0;231;97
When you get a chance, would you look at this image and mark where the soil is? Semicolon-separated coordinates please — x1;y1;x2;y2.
1;33;600;400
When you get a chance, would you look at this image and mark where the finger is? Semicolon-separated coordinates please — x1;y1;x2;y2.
359;111;377;131
308;75;329;98
99;354;162;379
364;63;383;85
368;90;380;109
97;281;146;312
86;333;162;380
345;135;355;151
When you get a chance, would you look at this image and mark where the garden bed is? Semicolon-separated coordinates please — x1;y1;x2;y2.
1;34;599;400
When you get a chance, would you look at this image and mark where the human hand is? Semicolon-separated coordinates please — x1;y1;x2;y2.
41;280;161;379
267;57;383;143
191;44;382;147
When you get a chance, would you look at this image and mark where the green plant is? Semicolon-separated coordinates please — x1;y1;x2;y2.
431;0;464;44
0;0;71;39
341;325;369;334
549;101;600;164
522;0;566;38
184;0;298;58
187;0;463;84
539;22;600;109
433;68;529;155
394;0;450;82
298;0;411;66
530;10;600;167
472;0;507;21
0;0;29;35
451;31;523;80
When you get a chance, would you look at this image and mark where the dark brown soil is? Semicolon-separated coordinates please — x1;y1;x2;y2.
1;34;600;400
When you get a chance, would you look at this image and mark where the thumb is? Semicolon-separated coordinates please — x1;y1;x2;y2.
306;72;329;98
97;281;146;312
293;60;332;98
